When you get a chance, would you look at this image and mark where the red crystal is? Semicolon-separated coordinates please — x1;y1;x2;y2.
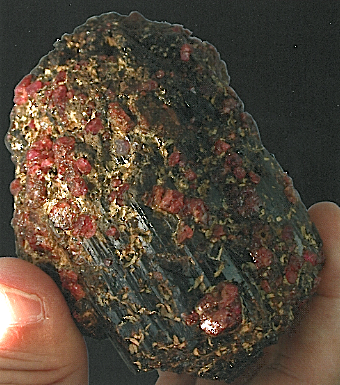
196;282;242;336
26;80;43;98
108;102;134;132
303;250;318;266
159;188;184;214
233;166;246;180
214;139;231;155
248;171;261;184
106;226;120;239
184;197;209;224
111;178;122;187
176;223;194;243
184;169;197;181
85;117;103;134
53;136;75;155
114;139;130;156
73;214;97;238
55;70;67;84
68;176;88;197
180;43;193;61
59;270;86;300
13;74;32;105
52;84;68;106
9;178;22;196
74;158;92;174
168;150;181;166
212;224;226;240
49;200;75;230
251;247;273;269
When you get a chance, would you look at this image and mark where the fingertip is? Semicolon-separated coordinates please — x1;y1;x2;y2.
0;257;88;384
308;201;340;242
156;370;196;385
0;256;83;344
0;283;45;342
307;202;340;297
0;257;72;339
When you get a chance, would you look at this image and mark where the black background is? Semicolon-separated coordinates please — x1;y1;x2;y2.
0;1;339;384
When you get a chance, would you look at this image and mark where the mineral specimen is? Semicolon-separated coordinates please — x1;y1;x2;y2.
5;11;324;382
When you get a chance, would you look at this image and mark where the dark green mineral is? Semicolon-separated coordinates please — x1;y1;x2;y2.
6;11;324;383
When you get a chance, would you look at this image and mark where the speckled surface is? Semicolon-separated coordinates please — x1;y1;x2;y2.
5;11;325;382
1;1;338;382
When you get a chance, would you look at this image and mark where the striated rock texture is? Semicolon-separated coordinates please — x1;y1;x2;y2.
6;11;324;382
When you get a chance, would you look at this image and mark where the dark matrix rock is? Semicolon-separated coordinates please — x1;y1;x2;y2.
6;11;324;383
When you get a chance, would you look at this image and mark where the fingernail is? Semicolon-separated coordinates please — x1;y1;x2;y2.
0;284;45;326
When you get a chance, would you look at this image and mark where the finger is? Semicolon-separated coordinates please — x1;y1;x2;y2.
156;370;196;385
0;257;88;385
248;201;340;385
308;202;340;297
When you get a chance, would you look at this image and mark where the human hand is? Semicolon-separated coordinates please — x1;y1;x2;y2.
0;202;339;385
0;258;88;384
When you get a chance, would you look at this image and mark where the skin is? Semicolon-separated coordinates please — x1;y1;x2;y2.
0;202;339;385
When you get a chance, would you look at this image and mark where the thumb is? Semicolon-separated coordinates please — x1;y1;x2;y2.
0;257;88;385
